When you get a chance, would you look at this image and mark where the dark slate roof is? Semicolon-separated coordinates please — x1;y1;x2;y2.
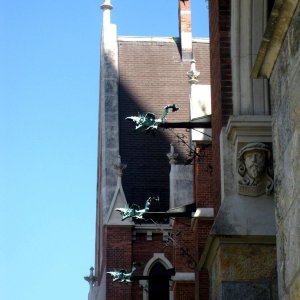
118;37;210;211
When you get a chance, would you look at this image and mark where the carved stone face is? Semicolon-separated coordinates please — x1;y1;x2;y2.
243;150;266;179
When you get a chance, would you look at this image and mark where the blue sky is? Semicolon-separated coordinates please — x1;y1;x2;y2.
0;1;208;299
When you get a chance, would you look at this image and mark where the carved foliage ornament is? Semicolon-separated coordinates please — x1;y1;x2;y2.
237;143;273;197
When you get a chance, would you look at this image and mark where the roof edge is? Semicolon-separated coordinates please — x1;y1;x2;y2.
117;36;209;43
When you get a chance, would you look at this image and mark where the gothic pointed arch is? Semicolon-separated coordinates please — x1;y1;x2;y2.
139;253;174;300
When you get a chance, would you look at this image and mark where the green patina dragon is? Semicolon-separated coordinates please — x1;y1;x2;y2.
115;196;159;221
107;262;137;284
126;104;179;131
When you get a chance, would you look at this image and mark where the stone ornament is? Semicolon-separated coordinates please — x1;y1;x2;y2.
166;144;178;164
187;59;200;84
237;142;273;196
84;267;98;289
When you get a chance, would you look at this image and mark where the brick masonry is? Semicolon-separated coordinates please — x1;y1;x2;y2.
194;144;214;300
208;0;232;211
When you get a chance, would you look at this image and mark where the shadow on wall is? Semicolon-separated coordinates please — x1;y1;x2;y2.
116;40;197;211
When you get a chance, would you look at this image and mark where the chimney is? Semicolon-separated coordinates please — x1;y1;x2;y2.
179;0;193;61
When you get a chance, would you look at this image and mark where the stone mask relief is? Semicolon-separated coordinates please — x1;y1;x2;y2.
237;143;274;196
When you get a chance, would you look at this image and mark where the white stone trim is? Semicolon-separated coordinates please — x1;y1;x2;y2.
104;174;133;226
192;208;214;219
171;272;195;281
180;32;193;50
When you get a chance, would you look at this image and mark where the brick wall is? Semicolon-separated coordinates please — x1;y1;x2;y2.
193;144;214;300
208;0;232;211
174;282;195;300
106;226;133;300
131;232;173;300
173;218;196;272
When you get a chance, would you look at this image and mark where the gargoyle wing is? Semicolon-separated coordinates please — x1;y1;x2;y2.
125;116;144;129
125;116;141;124
115;208;133;221
107;271;119;280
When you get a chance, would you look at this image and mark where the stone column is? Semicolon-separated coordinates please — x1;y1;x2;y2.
167;144;193;209
231;0;269;115
95;1;119;294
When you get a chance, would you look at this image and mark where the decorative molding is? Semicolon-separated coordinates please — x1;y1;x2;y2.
100;0;112;11
226;115;272;144
133;223;172;241
251;0;299;78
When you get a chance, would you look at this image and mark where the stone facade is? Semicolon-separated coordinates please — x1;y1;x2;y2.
199;0;300;299
199;1;278;299
208;240;277;300
270;2;300;299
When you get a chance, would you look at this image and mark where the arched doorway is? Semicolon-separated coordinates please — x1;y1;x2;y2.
148;262;170;300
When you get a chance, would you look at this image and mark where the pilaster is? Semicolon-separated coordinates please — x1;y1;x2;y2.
231;0;269;115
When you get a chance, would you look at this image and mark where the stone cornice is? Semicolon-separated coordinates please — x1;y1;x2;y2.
226;115;272;144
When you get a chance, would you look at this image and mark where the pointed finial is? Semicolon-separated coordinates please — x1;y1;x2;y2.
100;0;112;10
84;266;98;290
167;144;178;164
187;59;200;84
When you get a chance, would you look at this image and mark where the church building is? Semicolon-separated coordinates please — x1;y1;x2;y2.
86;1;213;299
86;0;300;299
